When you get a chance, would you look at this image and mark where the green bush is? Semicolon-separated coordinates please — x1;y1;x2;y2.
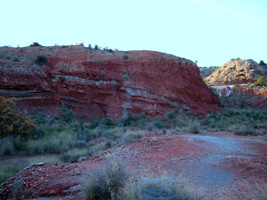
105;49;113;53
231;57;241;61
174;108;179;115
60;103;73;122
168;112;175;119
0;97;37;139
94;45;99;50
30;42;42;47
84;160;128;200
34;55;48;65
259;60;266;66
154;120;164;129
122;74;129;81
12;56;19;62
255;77;266;86
123;55;129;60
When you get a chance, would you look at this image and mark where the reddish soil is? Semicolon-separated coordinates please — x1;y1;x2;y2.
1;132;266;200
0;45;219;120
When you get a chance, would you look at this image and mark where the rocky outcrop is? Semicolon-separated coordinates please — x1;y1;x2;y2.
0;45;219;119
205;60;267;85
199;66;217;78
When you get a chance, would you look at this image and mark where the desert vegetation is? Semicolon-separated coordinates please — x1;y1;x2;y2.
34;55;48;65
259;60;266;66
83;159;203;200
255;76;266;86
0;89;267;200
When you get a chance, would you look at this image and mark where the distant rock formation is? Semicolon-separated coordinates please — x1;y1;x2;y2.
199;66;217;78
205;60;267;85
0;45;219;119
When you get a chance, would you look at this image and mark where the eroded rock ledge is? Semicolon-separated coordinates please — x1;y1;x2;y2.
0;45;219;119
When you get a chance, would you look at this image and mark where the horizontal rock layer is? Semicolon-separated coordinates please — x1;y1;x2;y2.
0;45;219;119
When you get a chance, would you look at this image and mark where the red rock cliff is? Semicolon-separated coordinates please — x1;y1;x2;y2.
0;45;219;119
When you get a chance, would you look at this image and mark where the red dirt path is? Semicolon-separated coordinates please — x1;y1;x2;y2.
0;132;266;200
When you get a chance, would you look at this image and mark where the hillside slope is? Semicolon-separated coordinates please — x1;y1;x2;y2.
0;45;219;119
205;59;267;85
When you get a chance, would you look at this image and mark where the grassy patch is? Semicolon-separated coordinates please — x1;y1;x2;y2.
0;155;60;184
0;138;14;156
84;159;128;200
0;163;25;184
84;162;204;200
122;176;204;200
59;148;88;163
120;130;144;144
234;125;258;136
25;128;76;155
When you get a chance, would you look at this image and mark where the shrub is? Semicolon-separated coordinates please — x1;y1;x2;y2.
188;121;200;134
123;55;129;60
88;142;109;156
259;60;267;66
31;112;51;125
60;103;73;122
12;56;19;62
122;176;203;200
120;131;144;144
122;74;129;81
33;127;45;139
174;108;179;115
0;97;37;139
255;77;266;86
231;57;241;61
168;112;175;119
84;160;128;200
100;118;112;126
234;125;257;136
0;138;14;156
154;120;164;129
30;42;42;47
122;114;135;126
34;55;48;65
94;45;99;50
105;49;113;53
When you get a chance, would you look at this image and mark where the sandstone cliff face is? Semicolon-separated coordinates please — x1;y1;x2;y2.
0;45;219;119
206;60;267;85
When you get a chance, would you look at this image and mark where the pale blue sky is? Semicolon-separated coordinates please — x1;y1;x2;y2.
1;0;266;66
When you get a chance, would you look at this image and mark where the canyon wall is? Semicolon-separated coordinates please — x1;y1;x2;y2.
0;45;219;119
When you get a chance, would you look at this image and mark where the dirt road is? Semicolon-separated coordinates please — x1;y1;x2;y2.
1;132;266;199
